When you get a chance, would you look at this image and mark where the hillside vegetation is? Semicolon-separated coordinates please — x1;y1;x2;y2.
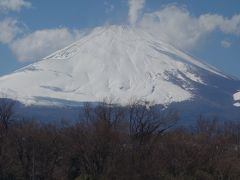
0;99;240;179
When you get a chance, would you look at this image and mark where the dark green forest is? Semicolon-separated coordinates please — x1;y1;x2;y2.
0;99;240;180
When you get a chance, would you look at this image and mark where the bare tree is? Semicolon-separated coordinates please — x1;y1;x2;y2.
0;99;15;135
0;99;15;178
127;103;179;144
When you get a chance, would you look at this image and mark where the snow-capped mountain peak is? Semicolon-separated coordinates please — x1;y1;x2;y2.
0;25;236;107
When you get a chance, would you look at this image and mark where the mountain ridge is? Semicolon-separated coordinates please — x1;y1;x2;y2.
0;25;239;111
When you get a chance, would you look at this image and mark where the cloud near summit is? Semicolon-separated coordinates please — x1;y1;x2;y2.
139;5;240;50
10;28;84;62
2;1;240;62
128;0;145;25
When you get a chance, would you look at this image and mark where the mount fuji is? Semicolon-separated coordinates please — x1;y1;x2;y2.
0;25;239;122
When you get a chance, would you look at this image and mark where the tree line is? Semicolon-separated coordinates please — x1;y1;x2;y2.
0;99;240;179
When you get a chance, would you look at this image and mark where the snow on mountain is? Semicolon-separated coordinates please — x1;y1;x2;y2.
0;25;234;107
234;92;240;107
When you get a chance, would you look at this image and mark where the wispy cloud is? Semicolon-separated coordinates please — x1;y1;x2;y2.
128;0;145;25
221;40;231;48
10;28;84;62
0;0;31;12
104;1;114;14
0;18;21;44
139;5;240;50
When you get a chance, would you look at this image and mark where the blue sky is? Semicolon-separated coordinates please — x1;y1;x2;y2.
0;0;239;78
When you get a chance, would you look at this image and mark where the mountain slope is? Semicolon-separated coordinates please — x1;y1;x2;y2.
0;25;238;110
234;92;240;107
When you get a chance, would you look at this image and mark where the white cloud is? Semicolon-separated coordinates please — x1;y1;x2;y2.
0;18;21;44
139;5;240;50
3;3;240;63
128;0;145;25
0;0;31;12
221;40;231;48
10;28;84;62
199;14;240;35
